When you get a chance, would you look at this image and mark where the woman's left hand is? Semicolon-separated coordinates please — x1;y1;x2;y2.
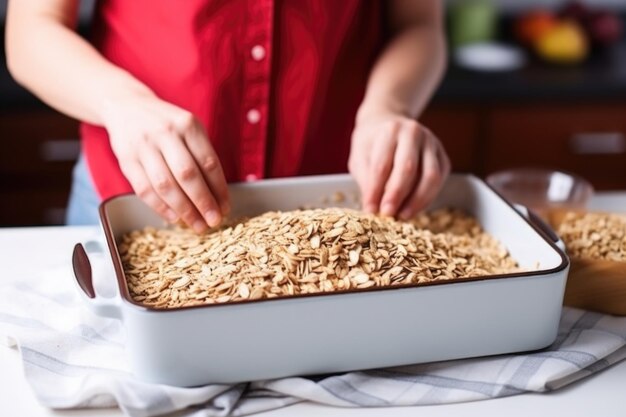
348;113;451;220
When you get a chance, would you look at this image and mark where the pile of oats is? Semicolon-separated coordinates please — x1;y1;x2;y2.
557;212;626;261
120;208;519;309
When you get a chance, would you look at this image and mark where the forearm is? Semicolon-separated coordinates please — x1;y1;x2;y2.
6;2;153;125
350;3;450;217
357;23;447;122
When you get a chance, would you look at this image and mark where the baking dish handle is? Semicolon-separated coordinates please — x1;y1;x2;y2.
514;205;566;252
72;243;123;320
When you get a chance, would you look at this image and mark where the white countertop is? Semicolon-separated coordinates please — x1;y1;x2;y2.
2;192;626;417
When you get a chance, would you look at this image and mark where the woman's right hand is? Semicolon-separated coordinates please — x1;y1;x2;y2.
101;92;230;233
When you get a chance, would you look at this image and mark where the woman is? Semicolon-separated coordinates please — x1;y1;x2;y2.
6;0;449;232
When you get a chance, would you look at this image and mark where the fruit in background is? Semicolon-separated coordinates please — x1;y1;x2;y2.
559;1;624;48
586;10;624;47
515;10;559;45
535;21;589;64
512;0;623;63
559;1;592;25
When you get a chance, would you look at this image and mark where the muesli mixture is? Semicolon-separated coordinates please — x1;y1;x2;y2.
120;208;520;308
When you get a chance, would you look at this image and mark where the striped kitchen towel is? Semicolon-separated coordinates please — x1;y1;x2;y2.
1;264;626;417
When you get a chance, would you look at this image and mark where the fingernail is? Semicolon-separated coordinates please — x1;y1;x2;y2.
398;210;412;220
165;209;178;223
381;203;395;216
192;220;207;234
204;210;221;227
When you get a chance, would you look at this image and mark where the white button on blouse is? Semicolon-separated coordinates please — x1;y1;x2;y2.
251;45;266;61
246;109;261;124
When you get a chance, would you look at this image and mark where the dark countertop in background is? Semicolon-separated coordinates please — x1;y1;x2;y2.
434;41;626;103
2;31;626;111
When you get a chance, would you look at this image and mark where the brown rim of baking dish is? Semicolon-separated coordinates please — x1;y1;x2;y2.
92;184;569;312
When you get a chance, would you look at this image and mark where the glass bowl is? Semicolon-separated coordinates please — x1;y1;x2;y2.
486;168;594;216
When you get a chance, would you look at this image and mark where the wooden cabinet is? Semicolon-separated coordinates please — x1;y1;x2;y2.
0;189;72;225
1;112;79;177
484;104;626;190
421;102;626;190
0;111;79;226
421;105;482;173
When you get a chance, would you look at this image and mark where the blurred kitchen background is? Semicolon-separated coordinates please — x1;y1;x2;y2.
1;0;625;226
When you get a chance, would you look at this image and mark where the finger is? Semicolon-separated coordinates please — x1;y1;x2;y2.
347;140;370;207
158;132;223;227
436;137;452;177
379;123;421;216
119;158;179;223
183;121;231;215
362;124;399;213
398;133;444;220
138;145;207;233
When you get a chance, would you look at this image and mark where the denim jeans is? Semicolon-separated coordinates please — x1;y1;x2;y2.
65;155;101;225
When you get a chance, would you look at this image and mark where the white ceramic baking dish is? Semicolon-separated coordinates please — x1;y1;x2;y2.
72;174;569;387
